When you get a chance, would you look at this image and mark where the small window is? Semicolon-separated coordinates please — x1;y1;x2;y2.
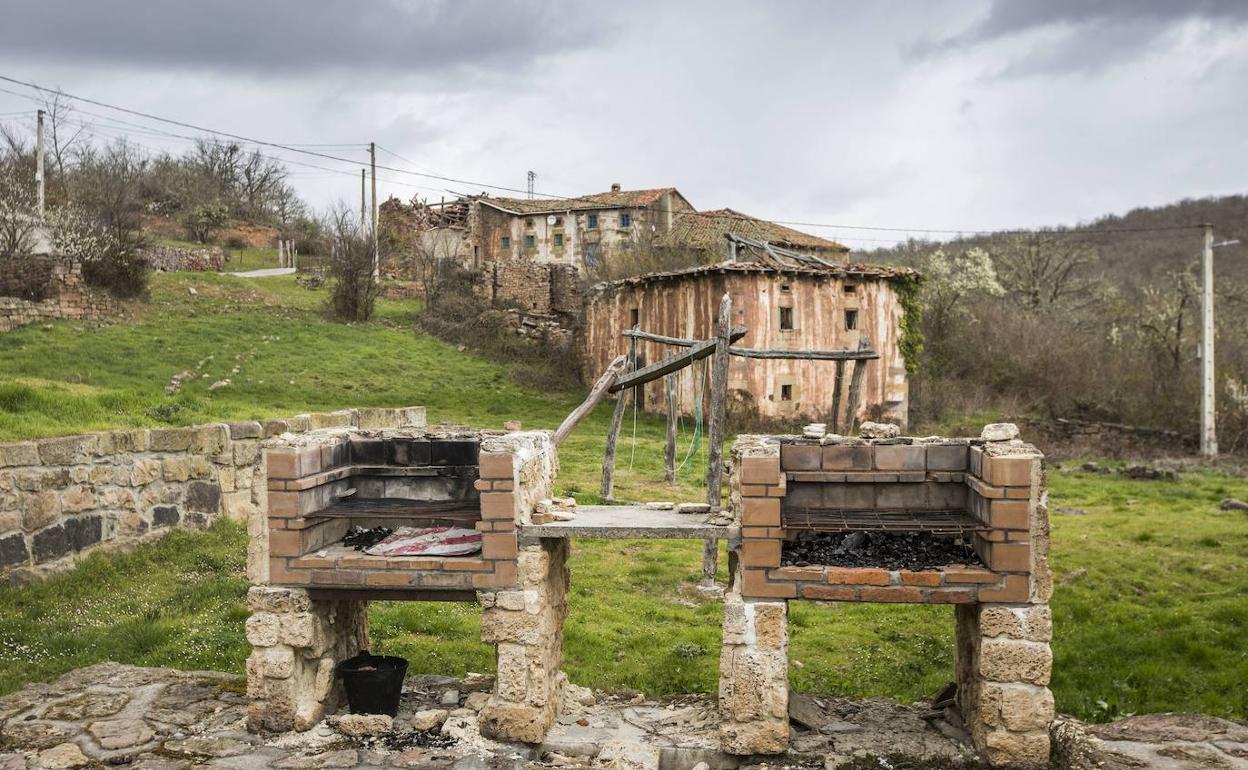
554;233;564;247
843;283;857;294
779;306;794;331
620;213;632;228
587;213;599;229
844;309;858;330
780;283;792;293
554;216;563;226
500;236;511;249
629;307;640;327
524;234;536;248
780;384;793;401
526;218;534;229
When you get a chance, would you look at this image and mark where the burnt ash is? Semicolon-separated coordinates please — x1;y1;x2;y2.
781;531;984;571
356;728;457;751
343;525;393;551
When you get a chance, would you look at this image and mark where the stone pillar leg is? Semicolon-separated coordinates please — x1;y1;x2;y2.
956;603;1055;769
719;592;789;755
478;538;569;744
245;586;369;732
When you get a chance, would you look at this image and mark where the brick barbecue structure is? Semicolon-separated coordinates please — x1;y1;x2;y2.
247;424;569;741
722;428;1054;768
245;414;1053;768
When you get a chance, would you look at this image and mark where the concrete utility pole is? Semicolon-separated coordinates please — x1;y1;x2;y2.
1201;224;1216;458
370;142;379;280
35;109;45;218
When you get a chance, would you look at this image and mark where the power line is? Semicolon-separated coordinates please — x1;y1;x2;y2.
0;74;1209;243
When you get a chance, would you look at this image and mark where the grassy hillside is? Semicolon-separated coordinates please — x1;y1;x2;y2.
0;273;1244;722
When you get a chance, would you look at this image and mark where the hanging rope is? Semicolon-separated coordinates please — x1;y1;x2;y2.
678;357;707;472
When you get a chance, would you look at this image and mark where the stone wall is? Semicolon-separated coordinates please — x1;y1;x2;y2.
1010;415;1197;460
475;261;583;319
143;244;227;272
0;256;117;333
0;407;427;585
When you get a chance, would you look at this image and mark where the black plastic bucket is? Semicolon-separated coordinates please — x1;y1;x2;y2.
336;651;408;716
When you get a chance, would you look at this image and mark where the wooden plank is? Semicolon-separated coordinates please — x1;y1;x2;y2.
600;339;636;500
829;359;845;434
664;373;677;483
552;354;628;447
623;326;746;349
702;292;732;586
609;327;745;393
844;339;871;433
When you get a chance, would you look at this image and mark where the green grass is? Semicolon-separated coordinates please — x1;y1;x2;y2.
223;245;279;272
0;272;1245;722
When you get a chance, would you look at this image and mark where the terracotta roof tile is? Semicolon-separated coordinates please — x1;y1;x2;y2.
657;208;847;254
479;187;680;215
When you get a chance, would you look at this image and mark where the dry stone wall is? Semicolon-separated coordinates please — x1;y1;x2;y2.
0;257;117;333
0;407;426;585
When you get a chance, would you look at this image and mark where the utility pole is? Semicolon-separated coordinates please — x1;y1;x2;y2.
360;169;366;230
370;142;378;280
35;109;45;218
1200;224;1216;457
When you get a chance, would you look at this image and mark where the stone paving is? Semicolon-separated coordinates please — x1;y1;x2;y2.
0;663;1245;769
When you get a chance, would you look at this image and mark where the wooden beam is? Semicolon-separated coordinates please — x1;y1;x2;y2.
843;338;871;433
664;373;677;483
609;327;746;393
621;328;878;361
552;354;628;448
830;359;846;434
703;292;732;587
600;342;636;500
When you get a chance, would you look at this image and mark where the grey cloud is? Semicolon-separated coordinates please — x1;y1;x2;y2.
0;0;609;78
913;0;1248;75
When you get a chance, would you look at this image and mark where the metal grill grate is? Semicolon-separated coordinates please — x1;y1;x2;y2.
782;507;985;535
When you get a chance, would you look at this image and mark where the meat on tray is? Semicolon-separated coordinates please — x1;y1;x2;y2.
364;526;482;557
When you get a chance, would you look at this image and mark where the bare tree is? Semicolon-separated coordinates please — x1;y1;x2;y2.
41;92;88;203
993;233;1097;310
324;207;379;322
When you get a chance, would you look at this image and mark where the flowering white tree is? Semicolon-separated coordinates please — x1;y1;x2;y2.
919;246;1004;339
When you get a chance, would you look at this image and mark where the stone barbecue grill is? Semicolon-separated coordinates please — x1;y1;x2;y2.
722;430;1054;768
245;415;1053;769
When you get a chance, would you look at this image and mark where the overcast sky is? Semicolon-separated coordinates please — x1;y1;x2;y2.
0;0;1245;248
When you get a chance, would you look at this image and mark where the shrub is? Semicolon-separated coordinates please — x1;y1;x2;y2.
80;235;149;299
324;216;379;322
224;234;249;250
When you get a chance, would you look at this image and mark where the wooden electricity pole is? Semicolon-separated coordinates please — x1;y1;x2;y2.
1201;224;1217;458
360;169;367;229
369;142;379;280
35;109;45;218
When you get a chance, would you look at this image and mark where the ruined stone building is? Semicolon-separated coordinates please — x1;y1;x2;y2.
582;237;917;425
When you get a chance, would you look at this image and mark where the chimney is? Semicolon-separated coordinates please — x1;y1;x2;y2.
610;182;621;192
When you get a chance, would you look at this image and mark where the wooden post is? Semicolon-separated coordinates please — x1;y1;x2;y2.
844;338;870;433
830;359;845;434
702;293;732;587
601;335;637;500
664;373;677;483
553;354;627;448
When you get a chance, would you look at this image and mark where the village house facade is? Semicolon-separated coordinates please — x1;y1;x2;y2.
582;238;915;425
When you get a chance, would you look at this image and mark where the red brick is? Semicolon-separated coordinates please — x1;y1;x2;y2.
860;586;924;603
801;584;857;601
266;450;298;480
766;484;786;498
821;445;872;471
473;561;518;588
367;572;414;587
899;570;941;587
874;445;926;471
944;567;999;584
268;558;301;584
268;529;307;558
741;497;780;526
492;480;514;492
741;456;781;484
967;475;1006;499
473;479;493;492
444;558;492;572
741;539;781;568
990;500;1030;530
1005;486;1032;499
339;555;390;570
924;588;976;604
988;542;1031;572
740;484;768;497
978;574;1030;603
983;456;1033;486
780;444;821;471
312;569;363;585
480;492;515;520
267;491;303;518
770;565;824;582
742;569;797;598
481;532;518;560
391;558;443;571
741;526;772;539
479;453;514;480
826;567;891;586
290;555;336;569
